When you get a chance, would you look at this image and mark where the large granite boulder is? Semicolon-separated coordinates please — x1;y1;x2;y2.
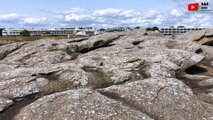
98;78;213;120
14;89;153;120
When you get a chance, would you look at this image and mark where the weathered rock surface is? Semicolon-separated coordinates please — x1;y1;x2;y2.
98;78;212;120
0;40;78;66
205;29;213;37
0;29;213;120
176;30;206;41
14;89;153;120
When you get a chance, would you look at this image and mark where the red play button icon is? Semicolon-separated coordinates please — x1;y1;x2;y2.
188;3;199;11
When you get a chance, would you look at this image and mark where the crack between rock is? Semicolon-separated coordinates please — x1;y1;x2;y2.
0;92;42;120
123;58;141;63
132;40;144;45
67;38;89;43
17;51;37;64
0;88;74;120
153;85;167;101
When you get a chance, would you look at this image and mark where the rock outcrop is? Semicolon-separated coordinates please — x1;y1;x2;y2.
14;89;153;120
0;29;213;120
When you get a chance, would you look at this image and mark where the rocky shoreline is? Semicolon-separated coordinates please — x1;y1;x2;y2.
0;29;213;120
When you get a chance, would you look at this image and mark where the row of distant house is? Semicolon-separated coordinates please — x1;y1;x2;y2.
0;27;134;37
0;26;206;37
160;26;204;36
1;27;98;37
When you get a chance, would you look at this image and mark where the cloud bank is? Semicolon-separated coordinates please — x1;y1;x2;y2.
0;5;213;28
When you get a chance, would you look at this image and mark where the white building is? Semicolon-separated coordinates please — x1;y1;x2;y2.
74;27;97;36
160;26;204;36
30;28;75;36
2;27;97;37
2;28;25;36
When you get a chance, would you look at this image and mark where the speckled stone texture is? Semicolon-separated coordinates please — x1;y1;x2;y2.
0;29;213;120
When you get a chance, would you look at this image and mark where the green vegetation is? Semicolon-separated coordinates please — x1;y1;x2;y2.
45;31;51;35
20;30;31;36
146;26;159;31
135;26;140;29
0;29;3;37
99;28;106;32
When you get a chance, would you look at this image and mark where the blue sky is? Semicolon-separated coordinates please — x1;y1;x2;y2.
0;0;177;13
0;0;213;28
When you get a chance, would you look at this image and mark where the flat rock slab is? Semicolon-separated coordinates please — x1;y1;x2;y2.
176;30;206;41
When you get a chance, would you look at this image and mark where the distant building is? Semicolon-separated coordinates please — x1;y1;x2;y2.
2;27;97;37
2;28;25;36
86;30;95;35
160;26;204;35
30;28;75;36
75;27;97;36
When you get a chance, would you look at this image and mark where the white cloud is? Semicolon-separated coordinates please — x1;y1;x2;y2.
152;15;166;24
93;8;121;17
61;7;85;14
93;8;141;18
168;2;213;28
170;8;185;17
0;13;19;21
181;13;213;27
21;17;48;24
64;14;92;21
1;6;213;28
143;10;159;19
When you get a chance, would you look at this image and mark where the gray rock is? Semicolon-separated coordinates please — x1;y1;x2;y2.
138;39;176;48
78;45;204;78
0;30;213;120
177;74;211;82
205;29;213;37
0;62;91;112
197;36;213;45
77;32;124;53
173;40;213;61
98;78;213;120
0;40;78;66
14;89;153;120
176;30;206;41
197;92;213;105
198;78;213;87
173;41;201;53
0;98;13;112
0;42;27;60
